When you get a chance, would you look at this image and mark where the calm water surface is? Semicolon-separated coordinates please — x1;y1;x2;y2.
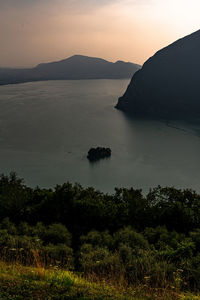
0;79;200;193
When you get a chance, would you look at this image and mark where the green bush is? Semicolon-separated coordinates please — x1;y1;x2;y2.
0;218;17;235
80;230;113;249
42;223;72;246
43;243;74;268
113;226;149;251
79;244;122;277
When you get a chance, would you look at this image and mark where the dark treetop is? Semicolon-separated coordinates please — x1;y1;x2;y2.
87;147;111;161
116;29;200;120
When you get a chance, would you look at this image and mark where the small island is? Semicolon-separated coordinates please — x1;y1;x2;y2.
87;147;111;161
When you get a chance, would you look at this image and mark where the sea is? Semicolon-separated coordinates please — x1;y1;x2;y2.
0;79;200;194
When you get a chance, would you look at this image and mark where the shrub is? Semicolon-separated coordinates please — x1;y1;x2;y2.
80;230;113;249
42;223;72;246
79;244;121;277
113;226;149;251
43;243;74;269
0;218;17;235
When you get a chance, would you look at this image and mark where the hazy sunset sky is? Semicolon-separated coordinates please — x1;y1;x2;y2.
0;0;199;67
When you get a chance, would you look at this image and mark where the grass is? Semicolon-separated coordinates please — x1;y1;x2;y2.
0;261;199;300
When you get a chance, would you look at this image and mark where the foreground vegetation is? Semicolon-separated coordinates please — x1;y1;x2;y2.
0;261;134;300
1;262;200;300
1;172;200;298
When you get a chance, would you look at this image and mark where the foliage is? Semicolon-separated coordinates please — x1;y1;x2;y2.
1;173;200;292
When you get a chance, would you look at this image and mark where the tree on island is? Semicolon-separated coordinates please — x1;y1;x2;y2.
87;147;111;161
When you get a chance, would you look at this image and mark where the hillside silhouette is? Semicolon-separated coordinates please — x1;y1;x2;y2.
0;55;140;85
116;30;200;120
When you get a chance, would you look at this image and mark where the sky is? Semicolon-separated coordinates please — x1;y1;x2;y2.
0;0;199;67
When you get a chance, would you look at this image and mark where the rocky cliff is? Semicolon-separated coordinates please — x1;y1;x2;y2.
116;30;200;119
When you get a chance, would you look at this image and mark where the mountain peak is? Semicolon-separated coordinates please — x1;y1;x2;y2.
62;55;110;64
0;55;141;85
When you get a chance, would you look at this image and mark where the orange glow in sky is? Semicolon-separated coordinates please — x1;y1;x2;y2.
0;0;199;67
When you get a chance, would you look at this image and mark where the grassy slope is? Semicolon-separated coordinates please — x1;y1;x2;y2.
0;262;199;300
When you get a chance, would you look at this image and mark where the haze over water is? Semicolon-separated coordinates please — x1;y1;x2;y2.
0;79;200;193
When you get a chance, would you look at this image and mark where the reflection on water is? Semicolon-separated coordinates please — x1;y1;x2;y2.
0;79;200;193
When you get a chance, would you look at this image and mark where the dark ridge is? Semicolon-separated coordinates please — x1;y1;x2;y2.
116;29;200;121
0;55;141;86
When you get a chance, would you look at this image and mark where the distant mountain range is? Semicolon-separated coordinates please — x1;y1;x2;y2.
116;29;200;120
0;55;141;85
